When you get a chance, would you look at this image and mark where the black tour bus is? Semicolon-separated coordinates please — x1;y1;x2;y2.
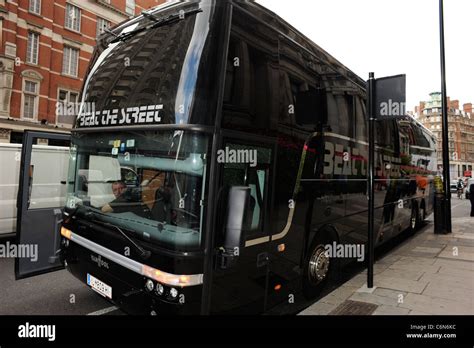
16;0;436;315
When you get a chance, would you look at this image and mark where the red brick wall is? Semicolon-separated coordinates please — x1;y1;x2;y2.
134;0;164;14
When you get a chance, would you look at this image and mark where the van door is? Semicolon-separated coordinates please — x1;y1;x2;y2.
15;131;71;279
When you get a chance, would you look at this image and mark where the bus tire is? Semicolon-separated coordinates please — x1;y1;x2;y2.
302;231;337;299
416;203;426;229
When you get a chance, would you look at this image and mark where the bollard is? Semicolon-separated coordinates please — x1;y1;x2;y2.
434;193;449;234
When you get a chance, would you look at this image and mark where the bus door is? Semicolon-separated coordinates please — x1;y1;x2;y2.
210;133;276;314
15;131;71;279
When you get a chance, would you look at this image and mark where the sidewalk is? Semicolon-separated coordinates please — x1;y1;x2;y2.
299;200;474;315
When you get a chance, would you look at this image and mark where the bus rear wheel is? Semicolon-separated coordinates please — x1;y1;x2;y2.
303;232;336;299
409;205;418;234
416;205;426;229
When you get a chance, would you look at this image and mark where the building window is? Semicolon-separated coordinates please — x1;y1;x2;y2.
126;0;135;15
58;89;78;106
57;89;79;125
65;3;81;32
23;81;39;120
29;0;41;15
62;46;79;77
97;17;111;37
26;32;39;65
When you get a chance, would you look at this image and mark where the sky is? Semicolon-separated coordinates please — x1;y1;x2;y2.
257;0;473;111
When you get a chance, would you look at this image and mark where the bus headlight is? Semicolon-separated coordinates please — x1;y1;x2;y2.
61;227;72;239
145;279;154;292
169;287;178;299
156;283;164;296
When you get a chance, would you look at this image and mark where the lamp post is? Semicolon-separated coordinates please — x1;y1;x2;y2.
439;0;452;233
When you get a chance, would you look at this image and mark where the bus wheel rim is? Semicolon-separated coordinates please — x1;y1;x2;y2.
309;245;330;282
411;210;417;229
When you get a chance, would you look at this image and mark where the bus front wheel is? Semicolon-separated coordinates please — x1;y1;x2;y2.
303;232;337;299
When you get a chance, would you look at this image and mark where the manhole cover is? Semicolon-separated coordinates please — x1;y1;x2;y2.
329;300;378;315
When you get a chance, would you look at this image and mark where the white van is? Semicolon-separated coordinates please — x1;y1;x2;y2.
0;143;69;236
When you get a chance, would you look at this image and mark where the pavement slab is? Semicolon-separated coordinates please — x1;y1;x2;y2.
299;200;474;316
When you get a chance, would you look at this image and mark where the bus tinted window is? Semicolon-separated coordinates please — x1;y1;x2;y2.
355;95;367;142
78;2;224;127
376;120;397;151
327;92;355;137
221;143;272;236
279;36;326;131
222;7;279;131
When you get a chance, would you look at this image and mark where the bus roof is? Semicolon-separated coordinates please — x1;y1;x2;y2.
237;1;367;91
105;0;367;92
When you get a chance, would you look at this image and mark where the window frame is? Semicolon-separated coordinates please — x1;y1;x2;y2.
29;0;41;15
26;31;40;65
21;80;39;121
65;3;81;32
125;0;136;16
56;88;79;126
96;17;111;37
62;46;79;77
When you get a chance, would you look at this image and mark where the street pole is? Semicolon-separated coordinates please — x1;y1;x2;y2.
439;0;452;233
367;72;375;288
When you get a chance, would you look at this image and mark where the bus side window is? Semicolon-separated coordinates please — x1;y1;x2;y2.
222;7;279;132
221;143;272;237
278;35;324;131
294;88;327;129
355;96;367;143
327;92;354;138
375;120;396;151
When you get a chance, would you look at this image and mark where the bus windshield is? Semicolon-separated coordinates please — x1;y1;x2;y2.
67;130;209;251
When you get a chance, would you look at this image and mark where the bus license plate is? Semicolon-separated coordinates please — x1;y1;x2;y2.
87;274;112;299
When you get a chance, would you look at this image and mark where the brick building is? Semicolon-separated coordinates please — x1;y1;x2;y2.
0;0;164;143
415;92;474;179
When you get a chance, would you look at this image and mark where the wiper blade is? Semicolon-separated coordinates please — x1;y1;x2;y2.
111;8;203;43
104;28;119;38
103;222;152;260
78;212;152;260
142;11;161;23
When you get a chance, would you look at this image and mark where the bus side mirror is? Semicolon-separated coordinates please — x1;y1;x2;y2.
219;186;251;269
